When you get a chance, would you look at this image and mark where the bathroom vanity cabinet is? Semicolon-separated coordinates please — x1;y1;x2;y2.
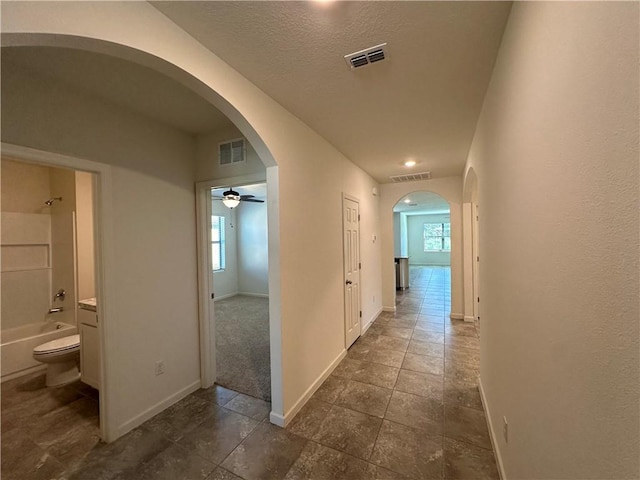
78;303;100;389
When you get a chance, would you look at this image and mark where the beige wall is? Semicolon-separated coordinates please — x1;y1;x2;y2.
465;2;639;478
75;172;95;301
1;158;50;213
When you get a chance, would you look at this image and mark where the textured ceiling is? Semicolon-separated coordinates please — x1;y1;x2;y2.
152;1;512;182
1;46;233;135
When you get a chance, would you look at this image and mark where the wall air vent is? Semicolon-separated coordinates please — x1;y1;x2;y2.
344;43;387;70
389;172;432;183
218;138;246;166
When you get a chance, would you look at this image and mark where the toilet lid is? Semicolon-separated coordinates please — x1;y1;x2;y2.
34;334;80;354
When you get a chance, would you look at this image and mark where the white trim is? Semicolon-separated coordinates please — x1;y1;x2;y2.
450;312;465;320
1;142;116;441
117;379;201;437
195;169;284;421
382;306;397;312
237;292;269;298
213;292;238;302
479;377;507;480
274;348;347;427
362;307;383;335
464;315;476;323
1;365;47;383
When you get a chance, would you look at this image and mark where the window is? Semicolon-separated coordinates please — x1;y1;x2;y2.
424;223;451;252
211;215;226;271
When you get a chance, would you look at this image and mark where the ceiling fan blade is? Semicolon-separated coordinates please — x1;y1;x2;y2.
241;198;264;203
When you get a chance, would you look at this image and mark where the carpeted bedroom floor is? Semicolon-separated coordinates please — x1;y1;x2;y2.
214;295;271;402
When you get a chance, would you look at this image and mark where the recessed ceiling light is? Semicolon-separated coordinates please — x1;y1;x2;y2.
404;160;416;167
404;199;411;204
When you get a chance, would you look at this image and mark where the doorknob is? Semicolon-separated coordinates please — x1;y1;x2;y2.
346;280;353;285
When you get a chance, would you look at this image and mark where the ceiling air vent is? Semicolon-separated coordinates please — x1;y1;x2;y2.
389;172;432;183
218;138;246;166
344;43;387;70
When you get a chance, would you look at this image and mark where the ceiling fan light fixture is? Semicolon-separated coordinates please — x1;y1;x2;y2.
222;197;240;209
404;160;417;167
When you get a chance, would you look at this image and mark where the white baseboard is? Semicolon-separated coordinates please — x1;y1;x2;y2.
238;292;269;298
479;377;506;480
213;292;238;302
116;379;201;438
1;364;46;383
464;315;476;323
278;348;347;427
450;312;464;320
362;307;383;334
382;306;396;312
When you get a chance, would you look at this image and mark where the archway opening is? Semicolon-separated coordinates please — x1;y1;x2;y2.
392;191;451;317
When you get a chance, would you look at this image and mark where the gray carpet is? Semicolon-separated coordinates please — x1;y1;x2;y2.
215;295;271;402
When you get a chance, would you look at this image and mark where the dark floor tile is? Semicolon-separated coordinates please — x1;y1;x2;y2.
29;397;99;449
385;391;444;436
445;347;480;366
223;393;271;421
415;322;445;334
379;326;413;340
370;420;443;480
402;353;444;376
367;349;406;368
312;405;382;460
65;426;172;480
417;314;445;324
195;385;239;406
284;441;377;479
145;394;218;441
407;339;444;357
221;422;307;480
312;375;349;404
443;437;498;480
412;330;445;344
44;418;101;469
444;381;483;410
286;397;332;440
347;343;373;361
373;465;411;479
379;318;417;330
444;405;492;449
445;335;480;351
395;370;443;401
178;406;260;464
0;428;66;480
336;380;392;418
360;335;410;353
136;442;216;480
332;358;365;379
444;324;478;338
351;362;400;390
444;363;479;385
207;467;244;480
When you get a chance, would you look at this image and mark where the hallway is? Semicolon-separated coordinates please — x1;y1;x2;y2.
36;266;496;480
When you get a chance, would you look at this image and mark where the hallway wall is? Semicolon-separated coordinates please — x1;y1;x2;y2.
465;2;639;478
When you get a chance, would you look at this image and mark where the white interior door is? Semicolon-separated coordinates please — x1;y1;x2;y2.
343;196;361;348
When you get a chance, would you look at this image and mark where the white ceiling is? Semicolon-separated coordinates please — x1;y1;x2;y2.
1;46;233;135
2;3;512;183
152;1;512;182
393;191;450;215
212;183;266;200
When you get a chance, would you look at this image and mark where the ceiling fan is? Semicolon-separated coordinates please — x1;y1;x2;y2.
213;188;265;209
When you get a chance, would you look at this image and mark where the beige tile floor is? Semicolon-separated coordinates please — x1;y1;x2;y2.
1;266;498;480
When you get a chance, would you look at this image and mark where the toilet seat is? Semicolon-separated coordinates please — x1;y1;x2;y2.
33;334;80;359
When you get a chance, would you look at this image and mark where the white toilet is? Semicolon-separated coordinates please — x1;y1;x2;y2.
33;334;81;387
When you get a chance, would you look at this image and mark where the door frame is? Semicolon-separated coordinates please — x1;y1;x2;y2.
342;193;361;348
195;168;284;423
1;142;116;441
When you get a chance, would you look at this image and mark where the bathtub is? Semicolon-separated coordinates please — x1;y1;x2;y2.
1;321;77;382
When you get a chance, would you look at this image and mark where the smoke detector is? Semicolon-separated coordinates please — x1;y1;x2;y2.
344;43;387;70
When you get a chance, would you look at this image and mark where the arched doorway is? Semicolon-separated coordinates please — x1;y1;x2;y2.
1;29;283;441
392;191;451;317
